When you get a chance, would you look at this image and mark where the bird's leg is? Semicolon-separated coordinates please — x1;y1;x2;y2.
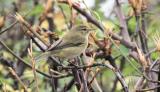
77;56;90;92
67;58;78;67
48;59;59;92
69;58;82;90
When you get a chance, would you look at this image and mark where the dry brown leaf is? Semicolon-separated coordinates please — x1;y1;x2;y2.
136;46;149;70
15;13;25;23
40;20;49;30
128;0;146;14
128;8;135;17
45;0;53;14
0;16;5;28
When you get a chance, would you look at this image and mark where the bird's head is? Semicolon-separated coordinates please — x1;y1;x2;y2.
71;24;94;35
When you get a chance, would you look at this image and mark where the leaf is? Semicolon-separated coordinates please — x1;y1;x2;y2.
128;17;136;32
0;16;5;28
29;4;44;16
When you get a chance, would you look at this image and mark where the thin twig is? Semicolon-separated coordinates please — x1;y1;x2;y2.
115;0;130;41
111;57;125;92
60;78;75;92
28;40;39;92
89;69;100;85
15;13;50;47
0;21;18;35
0;40;58;78
61;63;107;69
0;10;31;35
136;85;160;91
151;69;159;73
50;68;69;76
150;57;160;70
8;67;28;91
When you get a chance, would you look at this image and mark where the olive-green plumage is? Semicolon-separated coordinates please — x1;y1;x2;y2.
36;24;93;60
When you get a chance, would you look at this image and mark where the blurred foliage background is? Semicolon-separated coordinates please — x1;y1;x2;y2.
0;0;160;92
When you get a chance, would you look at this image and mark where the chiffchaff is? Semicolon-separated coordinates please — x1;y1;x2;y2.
36;24;93;60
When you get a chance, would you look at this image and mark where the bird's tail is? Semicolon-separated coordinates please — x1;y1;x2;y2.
35;52;51;62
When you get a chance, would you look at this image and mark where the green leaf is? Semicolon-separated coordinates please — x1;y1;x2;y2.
29;4;44;16
128;17;136;32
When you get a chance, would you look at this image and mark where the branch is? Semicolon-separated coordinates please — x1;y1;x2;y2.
136;85;160;92
0;21;18;35
115;0;131;41
15;13;50;46
58;0;136;50
0;11;30;35
61;63;107;70
28;40;39;92
9;67;28;91
0;40;68;79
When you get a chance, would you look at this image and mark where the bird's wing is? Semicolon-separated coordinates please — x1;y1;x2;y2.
48;39;84;51
48;31;85;51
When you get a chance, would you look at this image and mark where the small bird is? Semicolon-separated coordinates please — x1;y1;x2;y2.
36;24;93;60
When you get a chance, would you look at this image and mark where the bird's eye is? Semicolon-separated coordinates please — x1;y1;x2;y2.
80;26;87;31
81;28;87;31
